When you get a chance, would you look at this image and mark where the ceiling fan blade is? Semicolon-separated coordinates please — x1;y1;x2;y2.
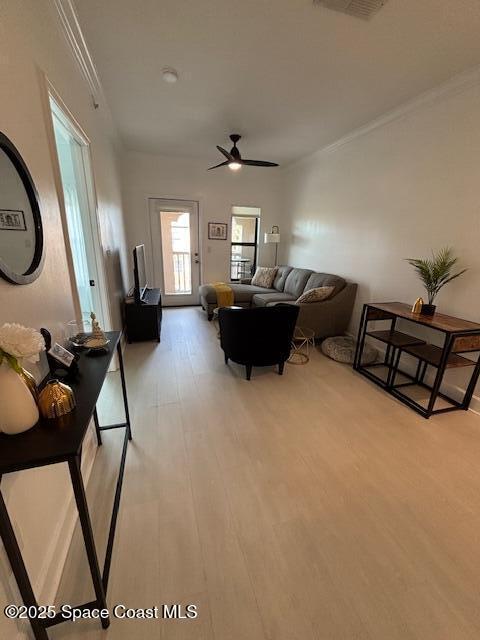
242;159;279;167
217;146;234;161
207;160;229;170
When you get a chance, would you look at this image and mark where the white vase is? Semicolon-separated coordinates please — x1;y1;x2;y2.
0;362;39;435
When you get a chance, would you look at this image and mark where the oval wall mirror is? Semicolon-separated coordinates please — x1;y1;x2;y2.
0;132;44;285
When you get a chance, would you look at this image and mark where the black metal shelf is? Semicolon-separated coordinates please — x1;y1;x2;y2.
402;343;475;369
366;329;425;349
354;303;480;419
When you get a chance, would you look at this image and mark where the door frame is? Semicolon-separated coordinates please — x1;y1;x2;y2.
230;215;260;281
148;198;201;306
44;79;112;332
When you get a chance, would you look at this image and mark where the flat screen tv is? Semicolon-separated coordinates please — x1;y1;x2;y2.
133;244;148;303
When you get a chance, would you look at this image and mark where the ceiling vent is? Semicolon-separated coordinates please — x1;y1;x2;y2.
313;0;388;20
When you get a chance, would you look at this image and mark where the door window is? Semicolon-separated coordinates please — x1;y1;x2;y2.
160;210;192;295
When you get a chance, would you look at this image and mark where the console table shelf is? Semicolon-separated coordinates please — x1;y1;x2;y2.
354;303;480;419
0;331;131;639
365;330;425;348
402;343;476;369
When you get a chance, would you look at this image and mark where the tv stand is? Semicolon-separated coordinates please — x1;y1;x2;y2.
124;288;162;343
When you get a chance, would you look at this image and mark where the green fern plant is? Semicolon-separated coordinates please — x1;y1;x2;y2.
406;247;467;305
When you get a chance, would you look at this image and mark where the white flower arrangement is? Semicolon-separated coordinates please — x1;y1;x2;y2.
0;323;45;373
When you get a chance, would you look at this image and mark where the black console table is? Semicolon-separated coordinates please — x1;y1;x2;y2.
354;302;480;418
0;331;131;639
124;288;162;343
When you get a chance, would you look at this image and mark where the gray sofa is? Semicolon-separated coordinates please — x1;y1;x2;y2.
199;266;357;338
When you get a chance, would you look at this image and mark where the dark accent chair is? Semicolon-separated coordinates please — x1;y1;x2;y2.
218;304;300;380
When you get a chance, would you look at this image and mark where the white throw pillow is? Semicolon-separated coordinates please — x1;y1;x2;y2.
251;266;278;289
296;286;334;304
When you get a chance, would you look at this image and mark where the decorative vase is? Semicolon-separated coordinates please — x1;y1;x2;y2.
19;367;39;402
0;361;39;435
420;304;436;316
411;297;424;314
38;379;76;419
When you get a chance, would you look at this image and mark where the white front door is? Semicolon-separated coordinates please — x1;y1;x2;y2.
149;199;200;306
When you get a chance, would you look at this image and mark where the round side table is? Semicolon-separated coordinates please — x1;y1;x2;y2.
288;326;315;364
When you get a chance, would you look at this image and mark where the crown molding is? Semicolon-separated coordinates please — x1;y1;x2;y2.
287;64;480;170
51;0;102;107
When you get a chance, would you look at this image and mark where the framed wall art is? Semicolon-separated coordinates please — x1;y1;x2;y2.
208;222;228;240
0;209;26;231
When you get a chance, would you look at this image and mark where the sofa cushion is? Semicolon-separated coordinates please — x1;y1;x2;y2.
304;272;346;297
273;265;293;292
296;286;334;304
199;283;273;304
251;266;278;288
283;268;313;298
252;292;296;307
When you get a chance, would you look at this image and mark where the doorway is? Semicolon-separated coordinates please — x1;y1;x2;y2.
149;199;200;306
230;206;261;281
49;97;109;330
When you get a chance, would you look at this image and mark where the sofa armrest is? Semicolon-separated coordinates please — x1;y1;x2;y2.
240;278;252;285
288;283;358;338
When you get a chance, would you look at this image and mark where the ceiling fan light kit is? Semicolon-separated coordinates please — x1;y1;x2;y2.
208;134;279;171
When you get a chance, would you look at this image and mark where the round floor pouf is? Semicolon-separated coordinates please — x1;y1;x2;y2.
321;336;377;365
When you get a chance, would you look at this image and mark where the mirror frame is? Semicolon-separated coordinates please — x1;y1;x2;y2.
0;132;44;285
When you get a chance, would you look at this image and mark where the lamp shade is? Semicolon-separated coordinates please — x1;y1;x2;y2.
264;225;280;244
264;232;280;244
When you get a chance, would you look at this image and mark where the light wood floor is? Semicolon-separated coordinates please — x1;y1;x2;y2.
51;307;480;640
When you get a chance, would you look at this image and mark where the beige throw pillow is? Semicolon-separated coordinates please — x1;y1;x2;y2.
251;266;278;289
296;286;334;304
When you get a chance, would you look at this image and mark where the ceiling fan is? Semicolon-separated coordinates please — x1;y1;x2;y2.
208;134;279;171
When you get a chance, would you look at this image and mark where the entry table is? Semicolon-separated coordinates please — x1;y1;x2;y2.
0;331;131;639
354;303;480;418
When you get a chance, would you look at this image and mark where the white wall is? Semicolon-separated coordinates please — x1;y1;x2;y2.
0;1;128;635
121;151;283;290
282;77;480;402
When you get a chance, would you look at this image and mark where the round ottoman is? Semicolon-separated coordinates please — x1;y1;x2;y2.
321;336;377;365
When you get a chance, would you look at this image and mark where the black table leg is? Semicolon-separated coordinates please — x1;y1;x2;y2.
117;341;132;441
389;347;402;389
0;487;49;640
354;304;368;370
419;361;428;384
93;408;102;446
426;335;453;418
462;351;480;410
102;425;129;592
68;456;110;629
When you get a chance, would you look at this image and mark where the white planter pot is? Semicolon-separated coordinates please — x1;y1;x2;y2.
0;362;39;435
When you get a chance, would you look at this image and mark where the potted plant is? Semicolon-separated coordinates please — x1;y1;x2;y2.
406;247;467;316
